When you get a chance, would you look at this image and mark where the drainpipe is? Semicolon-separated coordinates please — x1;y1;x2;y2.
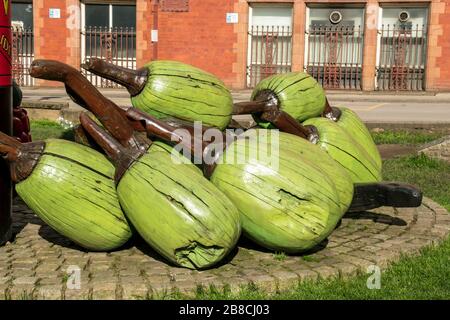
152;0;159;60
0;0;13;245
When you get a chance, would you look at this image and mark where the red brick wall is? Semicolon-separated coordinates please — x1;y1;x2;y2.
25;0;450;91
33;0;80;87
136;0;154;67
156;0;238;87
434;0;450;90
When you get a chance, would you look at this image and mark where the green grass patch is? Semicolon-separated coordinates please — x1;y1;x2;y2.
371;130;444;145
30;120;75;141
273;252;287;261
383;153;450;211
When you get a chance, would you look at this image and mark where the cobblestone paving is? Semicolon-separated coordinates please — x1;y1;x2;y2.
0;198;449;300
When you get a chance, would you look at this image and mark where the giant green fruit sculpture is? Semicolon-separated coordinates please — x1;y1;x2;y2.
334;107;382;169
82;58;233;130
80;114;241;269
29;59;241;269
100;106;423;253
119;140;240;269
210;129;353;252
233;74;382;183
239;72;326;128
121;108;353;253
0;133;132;251
303;117;382;183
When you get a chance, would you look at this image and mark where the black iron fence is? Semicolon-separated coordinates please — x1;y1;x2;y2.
377;24;427;91
305;25;364;90
11;27;34;86
81;26;136;88
247;25;292;88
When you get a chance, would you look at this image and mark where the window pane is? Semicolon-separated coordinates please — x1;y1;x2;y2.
85;4;109;28
12;2;33;29
112;5;136;28
251;6;292;27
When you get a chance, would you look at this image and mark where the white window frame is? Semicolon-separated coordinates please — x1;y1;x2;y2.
247;3;294;87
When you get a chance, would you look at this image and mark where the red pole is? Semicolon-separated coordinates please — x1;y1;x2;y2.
0;0;12;245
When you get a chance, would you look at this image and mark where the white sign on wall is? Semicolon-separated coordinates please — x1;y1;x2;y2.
49;8;61;19
226;13;239;24
151;30;159;42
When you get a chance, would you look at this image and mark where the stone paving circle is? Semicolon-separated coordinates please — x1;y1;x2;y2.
0;197;449;300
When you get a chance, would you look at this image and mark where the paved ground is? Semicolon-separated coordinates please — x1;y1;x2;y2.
21;88;450;124
0;197;449;300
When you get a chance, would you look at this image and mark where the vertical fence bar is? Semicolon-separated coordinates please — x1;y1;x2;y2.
377;23;426;91
11;27;34;86
246;25;293;87
82;26;136;88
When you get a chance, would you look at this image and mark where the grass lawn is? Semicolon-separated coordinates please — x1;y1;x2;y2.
371;130;446;145
30;120;75;142
28;121;450;299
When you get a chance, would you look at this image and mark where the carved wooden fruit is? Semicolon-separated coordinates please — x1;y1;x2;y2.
303;117;382;183
80;114;241;270
81;58;233;130
240;72;327;128
29;59;240;269
0;133;132;251
209;129;353;252
124;109;421;253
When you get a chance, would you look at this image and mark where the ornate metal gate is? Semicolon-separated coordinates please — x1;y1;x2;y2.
247;25;292;88
305;25;363;90
81;26;136;88
377;24;427;91
11;26;34;86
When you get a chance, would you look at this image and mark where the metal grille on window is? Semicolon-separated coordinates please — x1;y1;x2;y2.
248;26;293;88
377;24;427;91
305;25;363;90
81;4;137;88
11;1;34;86
305;8;365;90
376;8;428;91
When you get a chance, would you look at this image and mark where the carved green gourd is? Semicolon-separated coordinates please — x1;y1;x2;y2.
0;134;131;251
29;59;241;269
82;58;233;130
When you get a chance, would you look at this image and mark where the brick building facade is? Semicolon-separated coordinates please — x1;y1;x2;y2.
10;0;450;91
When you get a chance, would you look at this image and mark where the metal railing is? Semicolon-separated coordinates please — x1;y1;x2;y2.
81;26;136;88
11;27;34;86
305;25;364;90
247;25;292;88
377;24;427;91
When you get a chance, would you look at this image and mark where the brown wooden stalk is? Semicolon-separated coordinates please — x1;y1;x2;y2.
81;58;148;97
321;99;342;122
120;109;423;211
233;90;320;140
29;60;145;152
79;113;142;183
0;131;44;183
115;105;212;136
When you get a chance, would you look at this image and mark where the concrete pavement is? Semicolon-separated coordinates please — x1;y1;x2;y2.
21;87;450;124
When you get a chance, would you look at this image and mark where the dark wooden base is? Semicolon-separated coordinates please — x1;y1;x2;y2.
348;182;423;212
